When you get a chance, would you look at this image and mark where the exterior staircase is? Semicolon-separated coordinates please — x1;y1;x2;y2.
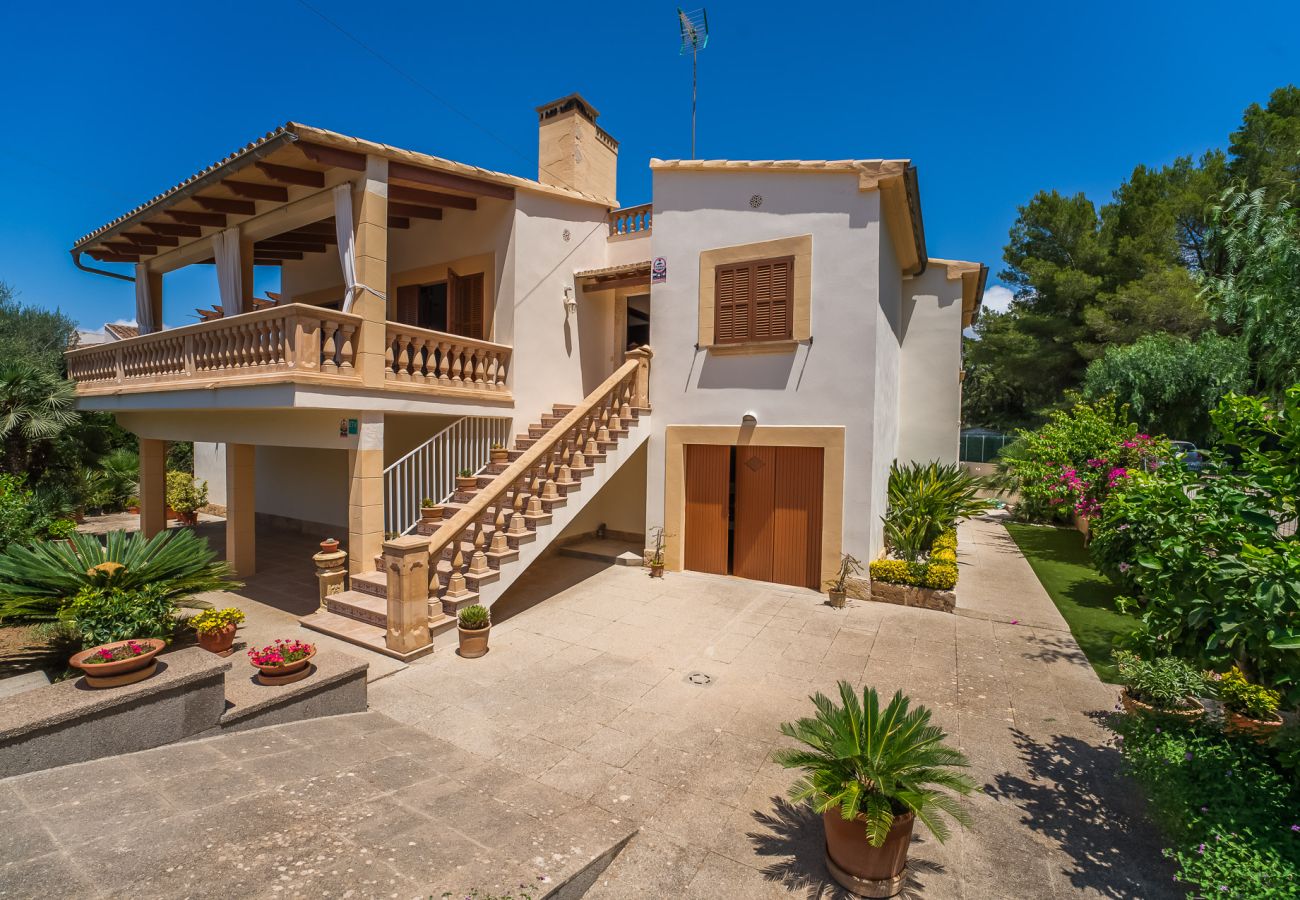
301;350;652;659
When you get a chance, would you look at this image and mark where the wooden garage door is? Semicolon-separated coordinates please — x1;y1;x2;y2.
734;446;823;589
683;444;730;576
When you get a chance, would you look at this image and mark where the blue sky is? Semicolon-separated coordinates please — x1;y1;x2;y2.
0;0;1294;329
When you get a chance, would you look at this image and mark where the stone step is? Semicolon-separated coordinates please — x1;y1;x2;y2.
350;569;387;599
299;610;451;661
324;589;387;628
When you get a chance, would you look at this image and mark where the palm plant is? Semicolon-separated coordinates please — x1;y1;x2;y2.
0;363;77;472
0;528;238;623
99;448;140;510
775;682;974;846
883;461;992;560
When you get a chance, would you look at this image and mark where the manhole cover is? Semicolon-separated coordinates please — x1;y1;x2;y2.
685;672;714;686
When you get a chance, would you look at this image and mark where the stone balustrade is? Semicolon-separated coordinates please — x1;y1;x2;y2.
65;303;364;393
384;323;512;394
608;202;652;237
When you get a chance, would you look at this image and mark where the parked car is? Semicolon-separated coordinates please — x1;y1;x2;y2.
1170;441;1206;473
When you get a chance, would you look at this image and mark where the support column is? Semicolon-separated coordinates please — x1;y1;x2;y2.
383;536;433;655
347;412;385;575
353;157;389;388
145;271;163;336
139;438;167;538
225;443;256;576
239;237;256;311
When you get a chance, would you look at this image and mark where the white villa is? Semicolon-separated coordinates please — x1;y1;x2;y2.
66;93;986;658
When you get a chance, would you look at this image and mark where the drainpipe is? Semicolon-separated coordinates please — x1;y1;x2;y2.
71;250;135;283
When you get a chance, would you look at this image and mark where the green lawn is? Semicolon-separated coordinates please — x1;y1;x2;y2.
1004;523;1139;683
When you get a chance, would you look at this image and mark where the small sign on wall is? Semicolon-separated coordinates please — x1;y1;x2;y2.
339;418;359;438
651;257;667;284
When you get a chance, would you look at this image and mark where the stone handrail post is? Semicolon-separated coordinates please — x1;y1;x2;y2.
384;536;434;654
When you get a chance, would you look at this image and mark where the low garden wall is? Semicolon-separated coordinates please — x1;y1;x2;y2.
867;580;956;613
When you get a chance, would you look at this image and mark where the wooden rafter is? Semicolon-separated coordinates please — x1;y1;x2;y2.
388;216;410;229
269;231;336;246
105;241;150;256
255;240;327;253
388;185;477;211
388;161;513;201
251;249;304;260
143;222;202;237
295;141;367;171
168;210;227;227
388;201;443;221
255;161;325;187
123;232;178;248
252;259;284;266
194;196;256;216
88;250;141;263
222;180;288;202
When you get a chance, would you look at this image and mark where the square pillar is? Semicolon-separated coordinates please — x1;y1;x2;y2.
353;157;389;388
225;443;256;576
239;237;256;311
139;438;167;538
348;412;385;575
384;536;433;654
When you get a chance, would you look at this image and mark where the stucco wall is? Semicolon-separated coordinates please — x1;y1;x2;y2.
870;217;905;554
898;266;964;464
195;442;226;505
254;445;350;529
558;440;647;540
643;169;887;563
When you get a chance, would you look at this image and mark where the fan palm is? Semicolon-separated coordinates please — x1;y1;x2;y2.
775;682;974;846
99;448;140;510
0;528;238;623
0;363;77;471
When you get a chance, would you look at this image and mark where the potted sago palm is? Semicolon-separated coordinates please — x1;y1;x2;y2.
776;682;974;898
457;604;491;658
825;553;863;608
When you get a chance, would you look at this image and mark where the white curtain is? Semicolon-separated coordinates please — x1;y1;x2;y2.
333;184;358;312
334;183;386;313
134;264;157;334
212;229;245;315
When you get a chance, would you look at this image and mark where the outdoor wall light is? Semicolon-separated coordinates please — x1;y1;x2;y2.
563;287;577;317
741;412;758;426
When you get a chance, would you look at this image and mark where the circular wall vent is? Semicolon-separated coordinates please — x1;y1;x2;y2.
749;194;764;208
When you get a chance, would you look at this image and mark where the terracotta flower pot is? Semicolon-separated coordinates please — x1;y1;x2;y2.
649;563;665;579
458;624;490;658
1119;688;1205;720
197;623;238;656
420;507;441;522
319;538;340;553
490;448;509;464
828;589;847;609
1224;709;1284;740
252;647;316;686
126;506;140;515
69;638;166;688
456;476;478;492
823;809;915;898
174;510;198;526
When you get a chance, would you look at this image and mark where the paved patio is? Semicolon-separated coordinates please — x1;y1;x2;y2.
0;516;1175;898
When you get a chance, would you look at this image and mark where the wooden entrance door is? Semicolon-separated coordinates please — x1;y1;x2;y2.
734;446;823;589
683;444;730;575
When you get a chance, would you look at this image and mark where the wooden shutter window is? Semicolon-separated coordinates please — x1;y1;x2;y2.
713;256;793;344
448;269;486;340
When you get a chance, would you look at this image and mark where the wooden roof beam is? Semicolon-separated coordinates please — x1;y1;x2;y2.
388;202;443;221
123;231;178;248
388;216;410;229
104;241;151;256
251;249;304;260
295;141;367;171
168;210;227;227
143;222;202;238
255;161;325;187
255;240;327;253
194;196;257;216
222;180;289;202
388;161;513;201
389;185;477;211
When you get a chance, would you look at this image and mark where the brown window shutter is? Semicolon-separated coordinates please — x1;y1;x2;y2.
464;273;485;339
752;258;792;341
715;263;752;344
395;285;420;326
714;256;792;344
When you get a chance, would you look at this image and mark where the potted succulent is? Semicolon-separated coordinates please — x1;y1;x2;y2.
69;638;166;688
1114;651;1209;719
647;526;666;578
489;442;510;464
248;638;316;686
166;471;208;527
319;537;340;554
419;499;442;521
1215;666;1283;739
776;682;974;898
825;553;864;609
457;604;491;658
455;468;478;492
189;606;245;655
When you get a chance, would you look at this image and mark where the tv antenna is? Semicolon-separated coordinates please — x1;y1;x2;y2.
678;7;709;159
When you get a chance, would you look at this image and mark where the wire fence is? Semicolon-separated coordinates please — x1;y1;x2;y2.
960;431;1013;464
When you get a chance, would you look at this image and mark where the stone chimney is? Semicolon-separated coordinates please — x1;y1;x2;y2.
536;93;618;205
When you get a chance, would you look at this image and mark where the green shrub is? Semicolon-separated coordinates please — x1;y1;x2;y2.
1114;650;1210;711
1217;667;1282;720
45;519;78;540
0;474;60;552
931;548;957;563
1111;714;1300;898
458;604;490;629
920;563;958;590
165;471;207;515
883;462;990;561
0;529;235;624
932;529;958;553
59;584;178;647
869;559;918;585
